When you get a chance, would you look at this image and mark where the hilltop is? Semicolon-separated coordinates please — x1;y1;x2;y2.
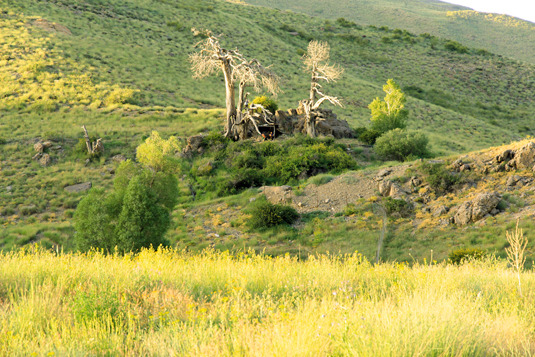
244;0;535;65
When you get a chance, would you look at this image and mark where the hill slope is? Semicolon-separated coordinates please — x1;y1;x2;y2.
243;0;535;64
2;0;535;154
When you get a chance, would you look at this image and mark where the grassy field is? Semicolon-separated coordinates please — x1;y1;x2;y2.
244;0;535;65
1;247;534;355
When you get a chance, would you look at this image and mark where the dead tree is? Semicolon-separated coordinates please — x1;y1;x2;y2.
81;125;104;155
302;41;343;137
189;29;278;140
234;59;279;139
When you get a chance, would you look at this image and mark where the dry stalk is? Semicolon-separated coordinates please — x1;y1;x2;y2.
505;220;528;296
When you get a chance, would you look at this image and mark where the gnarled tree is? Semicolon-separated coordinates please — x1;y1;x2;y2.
189;29;278;139
302;41;343;137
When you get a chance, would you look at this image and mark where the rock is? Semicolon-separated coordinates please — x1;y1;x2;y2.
514;142;535;169
39;154;51;167
410;176;422;187
182;134;205;157
42;141;53;149
249;197;257;203
389;182;407;199
433;205;449;217
64;182;92;193
378;180;392;196
32;153;42;161
375;168;392;181
455;192;501;225
459;164;471;172
34;142;44;153
197;161;214;176
490;208;499;216
111;154;127;163
280;185;292;192
452;159;463;169
325;199;330;203
496;149;514;163
6;186;12;192
506;175;522;187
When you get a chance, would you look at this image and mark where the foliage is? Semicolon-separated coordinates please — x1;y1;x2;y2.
136;131;181;172
251;95;278;114
383;197;413;217
448;248;486;264
369;79;408;134
355;127;381;145
374;129;429;161
73;161;178;253
421;162;460;194
247;197;299;229
444;40;469;54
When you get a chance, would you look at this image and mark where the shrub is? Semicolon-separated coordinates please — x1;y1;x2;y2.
136;131;181;173
448;248;486;264
355;127;381;145
445;40;468;54
251;96;278;114
73;161;178;253
421;162;460;194
374;129;429;161
383;197;412;217
248;197;299;229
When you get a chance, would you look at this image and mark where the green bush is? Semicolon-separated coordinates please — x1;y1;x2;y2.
448;248;486;264
383;197;412;217
251;96;278;114
421;162;460;194
248;197;299;229
445;40;469;54
374;129;429;161
355;127;381;145
73;161;178;253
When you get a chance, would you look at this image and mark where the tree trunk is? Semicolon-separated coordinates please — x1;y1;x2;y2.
236;81;249;140
304;102;316;138
222;61;236;138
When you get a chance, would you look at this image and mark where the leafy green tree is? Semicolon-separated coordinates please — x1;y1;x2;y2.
369;79;408;134
74;132;180;253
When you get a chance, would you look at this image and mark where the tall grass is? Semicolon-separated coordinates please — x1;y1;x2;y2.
1;247;534;355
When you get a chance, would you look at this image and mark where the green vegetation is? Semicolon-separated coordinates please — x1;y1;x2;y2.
244;0;535;64
251;95;278;114
448;248;486;264
369;79;408;134
2;248;535;355
374;129;429;161
420;161;461;194
247;197;299;229
73;161;178;252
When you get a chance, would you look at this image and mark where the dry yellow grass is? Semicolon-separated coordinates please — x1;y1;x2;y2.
1;247;535;355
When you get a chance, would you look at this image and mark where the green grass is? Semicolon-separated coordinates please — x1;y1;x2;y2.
1;247;535;355
244;0;535;65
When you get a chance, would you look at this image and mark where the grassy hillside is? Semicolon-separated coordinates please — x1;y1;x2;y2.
2;248;535;355
1;0;535;260
244;0;535;65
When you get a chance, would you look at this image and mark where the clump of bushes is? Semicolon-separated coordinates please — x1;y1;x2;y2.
445;40;469;54
421;162;460;194
448;248;486;264
355;127;381;145
383;197;413;217
73;161;178;253
251;96;278;114
374;129;429;161
247;197;299;229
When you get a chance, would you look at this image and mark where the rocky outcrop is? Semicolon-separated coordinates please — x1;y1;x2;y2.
513;142;535;170
181;135;205;158
275;105;354;139
454;192;501;225
64;182;92;193
378;180;407;199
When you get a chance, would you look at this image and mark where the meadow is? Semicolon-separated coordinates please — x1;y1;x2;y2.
1;247;535;355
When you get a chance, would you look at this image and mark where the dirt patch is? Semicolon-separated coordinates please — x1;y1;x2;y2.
262;164;410;213
32;19;72;35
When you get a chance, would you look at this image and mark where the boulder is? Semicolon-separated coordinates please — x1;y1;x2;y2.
514;142;535;169
506;175;522;187
34;142;44;153
375;168;392;181
433;205;449;217
496;149;514;164
455;192;501;225
64;182;92;193
182;134;205;157
378;180;392;196
111;154;127;163
39;154;51;167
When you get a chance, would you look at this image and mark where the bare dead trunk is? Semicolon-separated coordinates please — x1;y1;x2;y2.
222;61;236;138
81;125;92;154
304;102;316;138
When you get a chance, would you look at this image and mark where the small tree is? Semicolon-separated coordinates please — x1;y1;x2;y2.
302;40;343;137
189;30;279;139
369;79;408;134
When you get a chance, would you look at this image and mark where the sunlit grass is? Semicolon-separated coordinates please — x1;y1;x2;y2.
1;247;534;355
